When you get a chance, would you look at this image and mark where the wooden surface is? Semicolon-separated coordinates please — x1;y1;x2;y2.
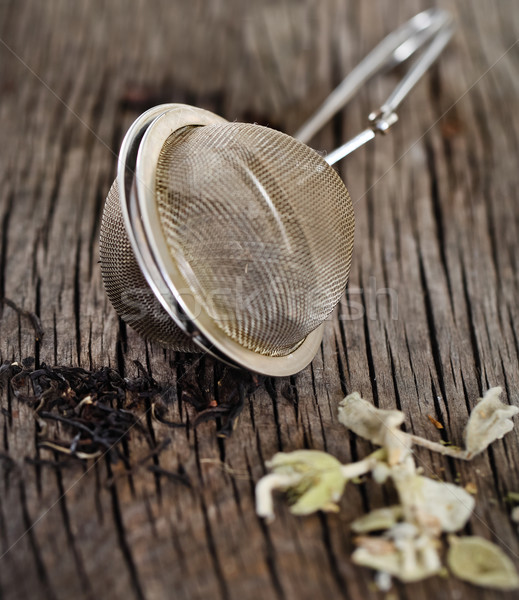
1;1;519;598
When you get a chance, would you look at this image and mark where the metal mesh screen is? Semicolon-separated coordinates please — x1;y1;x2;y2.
154;122;354;356
99;181;198;351
100;122;354;357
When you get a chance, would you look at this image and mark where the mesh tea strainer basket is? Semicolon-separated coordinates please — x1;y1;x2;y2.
100;9;453;376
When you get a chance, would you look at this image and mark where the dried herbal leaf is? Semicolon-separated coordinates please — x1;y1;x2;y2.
256;450;347;520
338;393;411;465
338;393;403;445
391;468;475;534
447;535;519;590
464;387;519;458
351;506;403;533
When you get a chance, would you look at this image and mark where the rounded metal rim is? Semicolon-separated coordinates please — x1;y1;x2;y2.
132;107;325;376
117;104;240;369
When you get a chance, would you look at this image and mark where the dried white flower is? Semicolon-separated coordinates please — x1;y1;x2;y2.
255;449;385;522
463;387;519;459
338;392;411;465
255;387;519;592
447;535;519;590
391;467;475;534
339;388;519;462
353;527;442;583
255;450;347;521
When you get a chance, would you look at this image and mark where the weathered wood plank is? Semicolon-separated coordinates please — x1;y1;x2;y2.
1;1;518;599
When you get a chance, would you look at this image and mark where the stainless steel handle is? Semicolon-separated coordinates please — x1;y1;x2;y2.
294;8;455;165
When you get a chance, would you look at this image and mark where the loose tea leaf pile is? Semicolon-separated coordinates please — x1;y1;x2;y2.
0;358;258;468
1;359;165;464
256;388;519;592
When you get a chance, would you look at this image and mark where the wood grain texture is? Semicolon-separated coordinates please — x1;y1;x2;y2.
1;1;518;598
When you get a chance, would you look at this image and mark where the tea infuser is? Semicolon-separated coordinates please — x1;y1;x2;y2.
100;8;454;376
